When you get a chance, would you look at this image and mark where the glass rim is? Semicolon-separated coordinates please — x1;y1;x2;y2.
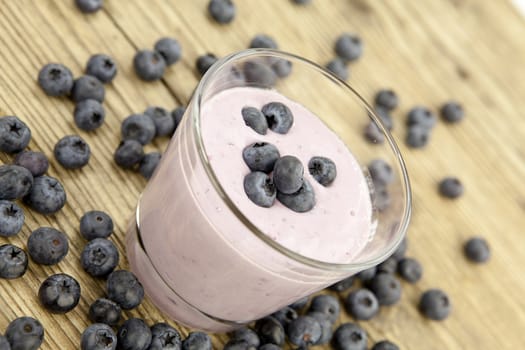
192;48;412;272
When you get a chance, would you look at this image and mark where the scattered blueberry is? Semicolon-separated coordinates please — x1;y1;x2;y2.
74;99;106;131
0;201;24;237
374;89;399;111
243;61;277;87
368;159;394;187
0;165;33;200
372;107;393;131
438;177;464;199
80;210;114;240
254;317;285;346
144;106;175;136
271;59;292;78
325;58;349;81
242;142;280;173
75;0;103;13
139;152;161;180
27;227;69;265
107;270;144;310
0;244;28;279
377;257;397;275
54;135;91;169
305;311;332;345
270;306;298;329
289;296;309;311
196;53;218;76
5;317;44;350
331;323;367;350
464;237;490;263
154;38;182;66
405;124;430;148
243;172;276;208
344;288;379;321
231;327;260;348
372;340;399;350
418;289;451;321
242;107;268;135
357;267;377;283
134;50;166;81
86;54;117;83
114;140;144;169
37;63;74;97
368;273;402;306
149;322;182;350
335;33;363;62
0;116;32;154
391;237;407;261
89;298;122;326
273;156;303;194
182;332;212;350
23;175;66;214
364;122;384;144
121;113;156;145
223;340;252;350
14;151;49;177
308;294;340;323
71;75;105;103
286;315;322;347
406;107;436;129
277;179;315;213
81;238;119;277
249;34;278;49
81;323;117;350
117;318;152;350
0;335;10;350
38;273;81;313
171;106;186;128
440;101;464;123
308;156;337;186
397;257;423;283
329;276;355;292
208;0;236;24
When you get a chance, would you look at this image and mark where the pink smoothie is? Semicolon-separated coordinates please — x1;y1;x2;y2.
126;87;374;332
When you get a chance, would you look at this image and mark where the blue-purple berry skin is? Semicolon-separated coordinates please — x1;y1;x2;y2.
81;238;119;277
271;59;292;78
306;311;332;345
0;165;33;201
208;0;236;24
71;75;105;103
292;0;312;4
0;116;32;154
372;340;399;350
286;315;322;346
114;140;144;170
38;273;81;313
325;58;349;81
23;175;67;215
438;177;464;199
308;294;340;324
0;244;28;279
329;275;354;292
244;61;277;88
308;156;337;186
37;63;74;96
80;210;114;240
331;323;367;350
254;317;285;346
368;159;394;187
6;317;44;350
271;306;298;329
440;101;464;123
81;323;117;350
374;89;399;111
14;151;49;177
0;200;24;237
27;227;69;265
464;237;490;263
89;298;122;326
242;142;280;173
54;135;91;169
86;54;117;83
368;273;402;306
418;289;451;321
149;322;182;350
196;53;218;76
364;122;385;144
154;38;182;66
405;124;430;148
372;107;393;131
74;99;106;131
117;318;152;350
231;327;260;348
121;114;156;145
0;335;10;350
139;152;161;180
335;34;363;62
391;237;407;261
344;288;379;320
144;106;175;137
223;339;252;350
397;257;423;283
134;50;166;81
249;34;278;49
406;107;437;129
277;179;316;213
242;107;268;135
273;156;303;194
107;270;144;310
172;106;186;128
357;266;377;282
76;0;103;13
289;296;309;311
377;257;397;275
243;172;276;208
182;332;211;350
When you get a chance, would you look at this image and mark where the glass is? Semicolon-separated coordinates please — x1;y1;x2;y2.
126;49;411;332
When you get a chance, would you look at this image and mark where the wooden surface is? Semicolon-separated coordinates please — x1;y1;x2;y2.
0;0;524;349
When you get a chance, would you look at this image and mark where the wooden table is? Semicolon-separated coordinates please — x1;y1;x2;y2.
0;0;524;349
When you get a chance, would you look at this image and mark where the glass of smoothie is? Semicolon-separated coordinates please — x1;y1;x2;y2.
126;49;411;332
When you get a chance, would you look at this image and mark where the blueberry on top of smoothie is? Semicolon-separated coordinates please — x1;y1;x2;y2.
273;156;304;194
261;102;294;134
242;106;268;135
242;142;280;173
308;156;337;186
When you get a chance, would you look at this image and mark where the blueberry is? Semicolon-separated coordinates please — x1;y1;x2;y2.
391;237;407;261
372;107;393;131
208;0;235;24
37;63;74;97
277;179;315;213
357;266;376;282
139;152;161;180
344;288;379;321
0;244;28;279
81;238;119;277
405;125;430;148
154;38;182;66
325;58;349;81
121;114;156;145
81;323;117;350
149;322;182;350
134;50;166;81
144;106;175;137
0;335;10;350
54;135;91;169
38;273;81;313
80;210;114;240
71;75;105;103
308;294;340;323
182;332;211;350
331;323;367;350
171;106;186;128
242;142;279;173
243;172;276;208
363;122;384;144
254;317;285;346
368;159;393;188
305;311;332;345
14;151;49;177
23;175;66;215
0;201;24;237
273;156;303;194
440;101;464;123
76;0;103;13
27;227;69;265
74;99;106;131
0;165;33;200
308;156;337;186
418;289;451;321
114;140;144;169
86;54;117;83
335;34;363;62
438;177;464;199
249;34;278;49
371;340;399;350
0;116;32;154
374;89;399;111
223;340;253;350
464;237;490;263
376;257;397;275
367;273;401;306
328;275;354;292
242;107;268;135
288;296;309;311
89;298;122;326
107;270;144;310
231;327;259;348
117;318;152;350
406;106;436;129
270;306;298;329
5;317;44;350
397;257;423;283
286;315;322;346
196;53;218;76
271;59;292;78
257;345;280;350
243;61;277;88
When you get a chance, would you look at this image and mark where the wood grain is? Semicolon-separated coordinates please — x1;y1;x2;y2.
0;0;524;349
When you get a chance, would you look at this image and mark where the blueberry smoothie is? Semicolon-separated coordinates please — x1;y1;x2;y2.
126;87;374;331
